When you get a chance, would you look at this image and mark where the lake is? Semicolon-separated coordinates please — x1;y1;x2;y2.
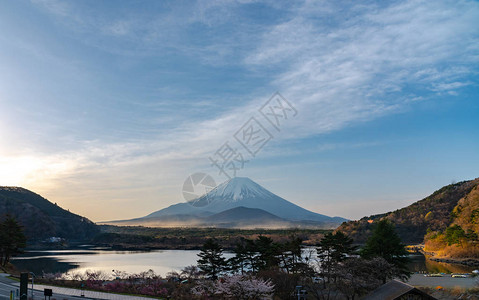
11;247;314;277
408;253;475;274
11;248;475;278
11;248;218;277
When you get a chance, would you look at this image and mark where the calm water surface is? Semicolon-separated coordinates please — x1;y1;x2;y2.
408;253;475;274
12;249;219;277
11;249;475;277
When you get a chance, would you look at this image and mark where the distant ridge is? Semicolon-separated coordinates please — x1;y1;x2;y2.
0;186;99;241
206;206;285;223
203;207;289;228
103;177;347;229
338;178;479;244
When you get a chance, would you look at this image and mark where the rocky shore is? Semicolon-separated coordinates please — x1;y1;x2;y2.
421;249;479;267
429;256;479;267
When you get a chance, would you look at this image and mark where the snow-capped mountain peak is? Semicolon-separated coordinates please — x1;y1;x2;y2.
141;177;348;225
207;177;273;202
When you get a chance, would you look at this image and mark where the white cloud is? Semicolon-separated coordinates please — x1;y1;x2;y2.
432;81;473;92
11;0;479;221
30;0;70;17
25;0;479;162
243;0;478;137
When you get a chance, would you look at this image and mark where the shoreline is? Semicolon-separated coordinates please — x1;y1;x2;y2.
429;256;479;267
25;243;204;252
420;249;479;268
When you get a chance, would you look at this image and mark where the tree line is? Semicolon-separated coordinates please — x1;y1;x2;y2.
198;235;308;280
197;219;410;299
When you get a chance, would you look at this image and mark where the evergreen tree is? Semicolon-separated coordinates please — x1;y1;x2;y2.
317;231;356;283
197;238;227;280
279;236;309;274
228;238;247;274
318;231;356;263
244;238;260;273
444;225;466;245
360;219;410;280
0;214;27;267
254;236;280;271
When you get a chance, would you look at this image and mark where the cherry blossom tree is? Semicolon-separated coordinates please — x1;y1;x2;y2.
214;275;274;300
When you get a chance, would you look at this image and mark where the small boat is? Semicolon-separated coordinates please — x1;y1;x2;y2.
424;273;443;277
451;274;469;278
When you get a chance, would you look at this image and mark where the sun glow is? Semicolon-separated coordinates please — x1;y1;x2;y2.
0;152;76;190
0;155;44;186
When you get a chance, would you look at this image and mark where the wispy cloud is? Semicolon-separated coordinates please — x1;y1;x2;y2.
244;0;479;137
30;0;268;63
26;0;479;165
3;0;477;221
30;0;70;16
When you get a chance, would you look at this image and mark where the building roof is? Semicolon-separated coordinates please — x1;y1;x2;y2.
363;279;436;300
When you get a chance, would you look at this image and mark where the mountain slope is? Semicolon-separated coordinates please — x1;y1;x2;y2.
144;202;214;218
338;178;479;244
105;214;205;227
449;183;479;233
423;182;479;257
145;177;347;224
104;206;336;229
206;206;285;223
202;206;291;228
0;186;99;241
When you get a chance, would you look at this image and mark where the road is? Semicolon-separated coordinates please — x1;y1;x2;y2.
0;282;91;299
0;274;92;300
0;274;152;300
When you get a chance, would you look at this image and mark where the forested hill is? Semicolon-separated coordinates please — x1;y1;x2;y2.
337;178;479;244
0;186;99;241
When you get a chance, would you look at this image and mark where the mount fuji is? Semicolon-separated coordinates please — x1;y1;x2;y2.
104;177;347;228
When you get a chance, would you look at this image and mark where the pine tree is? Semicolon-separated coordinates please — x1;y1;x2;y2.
317;231;356;283
360;219;410;280
280;236;309;274
254;236;280;271
0;214;27;267
318;231;356;263
197;238;227;280
228;238;251;275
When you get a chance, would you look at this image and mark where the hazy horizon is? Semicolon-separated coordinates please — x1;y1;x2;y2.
1;0;478;222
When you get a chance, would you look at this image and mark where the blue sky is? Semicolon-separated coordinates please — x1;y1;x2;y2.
0;0;478;221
